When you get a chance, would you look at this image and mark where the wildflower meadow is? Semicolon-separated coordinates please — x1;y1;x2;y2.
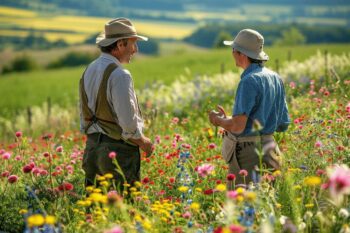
0;52;349;233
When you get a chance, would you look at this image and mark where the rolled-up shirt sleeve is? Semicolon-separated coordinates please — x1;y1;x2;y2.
108;71;143;140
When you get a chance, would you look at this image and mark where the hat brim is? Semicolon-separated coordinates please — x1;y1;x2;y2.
96;32;148;47
223;40;269;61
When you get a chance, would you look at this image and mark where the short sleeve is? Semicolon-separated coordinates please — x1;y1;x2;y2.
233;79;259;116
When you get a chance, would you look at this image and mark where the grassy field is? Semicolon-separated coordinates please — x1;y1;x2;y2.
0;43;349;118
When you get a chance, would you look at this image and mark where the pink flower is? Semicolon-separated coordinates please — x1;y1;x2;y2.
172;117;179;124
229;224;245;233
181;143;191;150
346;102;350;113
43;152;50;158
109;151;117;159
239;169;248;177
56;146;63;153
314;141;323;148
155;135;161;144
182;211;191;219
8;175;18;184
227;190;238;199
15;131;22;138
326;165;350;205
2;152;11;160
104;225;123;233
289;82;296;89
208;143;217;149
197;163;214;177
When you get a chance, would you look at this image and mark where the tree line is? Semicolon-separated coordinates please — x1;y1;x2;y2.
184;23;350;48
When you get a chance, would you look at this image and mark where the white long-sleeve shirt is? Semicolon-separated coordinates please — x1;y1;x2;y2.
79;53;143;140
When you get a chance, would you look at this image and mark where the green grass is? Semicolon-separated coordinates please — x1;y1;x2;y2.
0;43;349;118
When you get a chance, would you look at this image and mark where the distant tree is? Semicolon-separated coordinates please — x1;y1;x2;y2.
47;51;97;69
213;31;232;48
2;55;38;74
138;39;159;55
274;27;306;46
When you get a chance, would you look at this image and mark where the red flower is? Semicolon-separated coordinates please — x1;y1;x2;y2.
142;177;150;184
22;165;33;173
1;171;9;177
58;182;74;191
169;177;175;183
227;174;236;181
8;175;18;184
203;189;214;195
15;131;22;138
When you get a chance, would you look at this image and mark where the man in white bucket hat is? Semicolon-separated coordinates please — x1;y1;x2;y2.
208;29;290;188
79;18;153;193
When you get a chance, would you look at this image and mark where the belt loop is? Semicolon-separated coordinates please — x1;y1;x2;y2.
97;133;102;144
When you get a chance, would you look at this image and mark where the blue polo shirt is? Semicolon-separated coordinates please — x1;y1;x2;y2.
233;63;290;136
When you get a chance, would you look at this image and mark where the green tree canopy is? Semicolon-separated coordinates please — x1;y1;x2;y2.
274;27;306;46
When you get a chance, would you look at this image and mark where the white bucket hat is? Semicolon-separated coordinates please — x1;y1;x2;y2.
223;29;269;61
96;18;148;47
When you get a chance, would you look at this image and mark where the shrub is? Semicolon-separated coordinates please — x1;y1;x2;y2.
47;51;97;69
2;55;38;74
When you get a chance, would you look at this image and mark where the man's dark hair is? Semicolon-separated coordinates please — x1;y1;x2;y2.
248;57;264;65
99;39;128;53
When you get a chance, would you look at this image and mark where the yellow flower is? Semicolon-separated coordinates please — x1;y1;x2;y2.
27;214;45;227
104;173;113;179
195;188;202;192
86;186;94;192
130;187;137;192
97;176;106;181
273;170;281;176
100;181;109;187
123;183;131;187
190;202;200;211
276;203;282;209
178;186;189;193
90;193;104;202
143;195;149;200
45;215;56;225
215;184;226;192
245;191;257;202
305;203;314;208
236;187;245;194
304;176;321;186
288;168;301;173
142;219;152;230
19;209;28;215
293;185;302;190
93;188;102;193
174;211;181;217
236;195;244;203
134;181;142;188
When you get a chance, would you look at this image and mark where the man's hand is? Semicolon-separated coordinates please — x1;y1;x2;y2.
208;110;221;126
140;137;153;157
217;105;227;118
129;136;154;157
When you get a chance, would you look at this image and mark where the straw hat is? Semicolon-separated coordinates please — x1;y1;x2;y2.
223;29;269;61
96;18;148;47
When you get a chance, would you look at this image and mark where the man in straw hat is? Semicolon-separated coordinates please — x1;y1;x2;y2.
208;29;290;188
79;18;153;192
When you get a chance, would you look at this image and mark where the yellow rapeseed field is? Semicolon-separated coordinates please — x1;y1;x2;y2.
0;6;197;43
